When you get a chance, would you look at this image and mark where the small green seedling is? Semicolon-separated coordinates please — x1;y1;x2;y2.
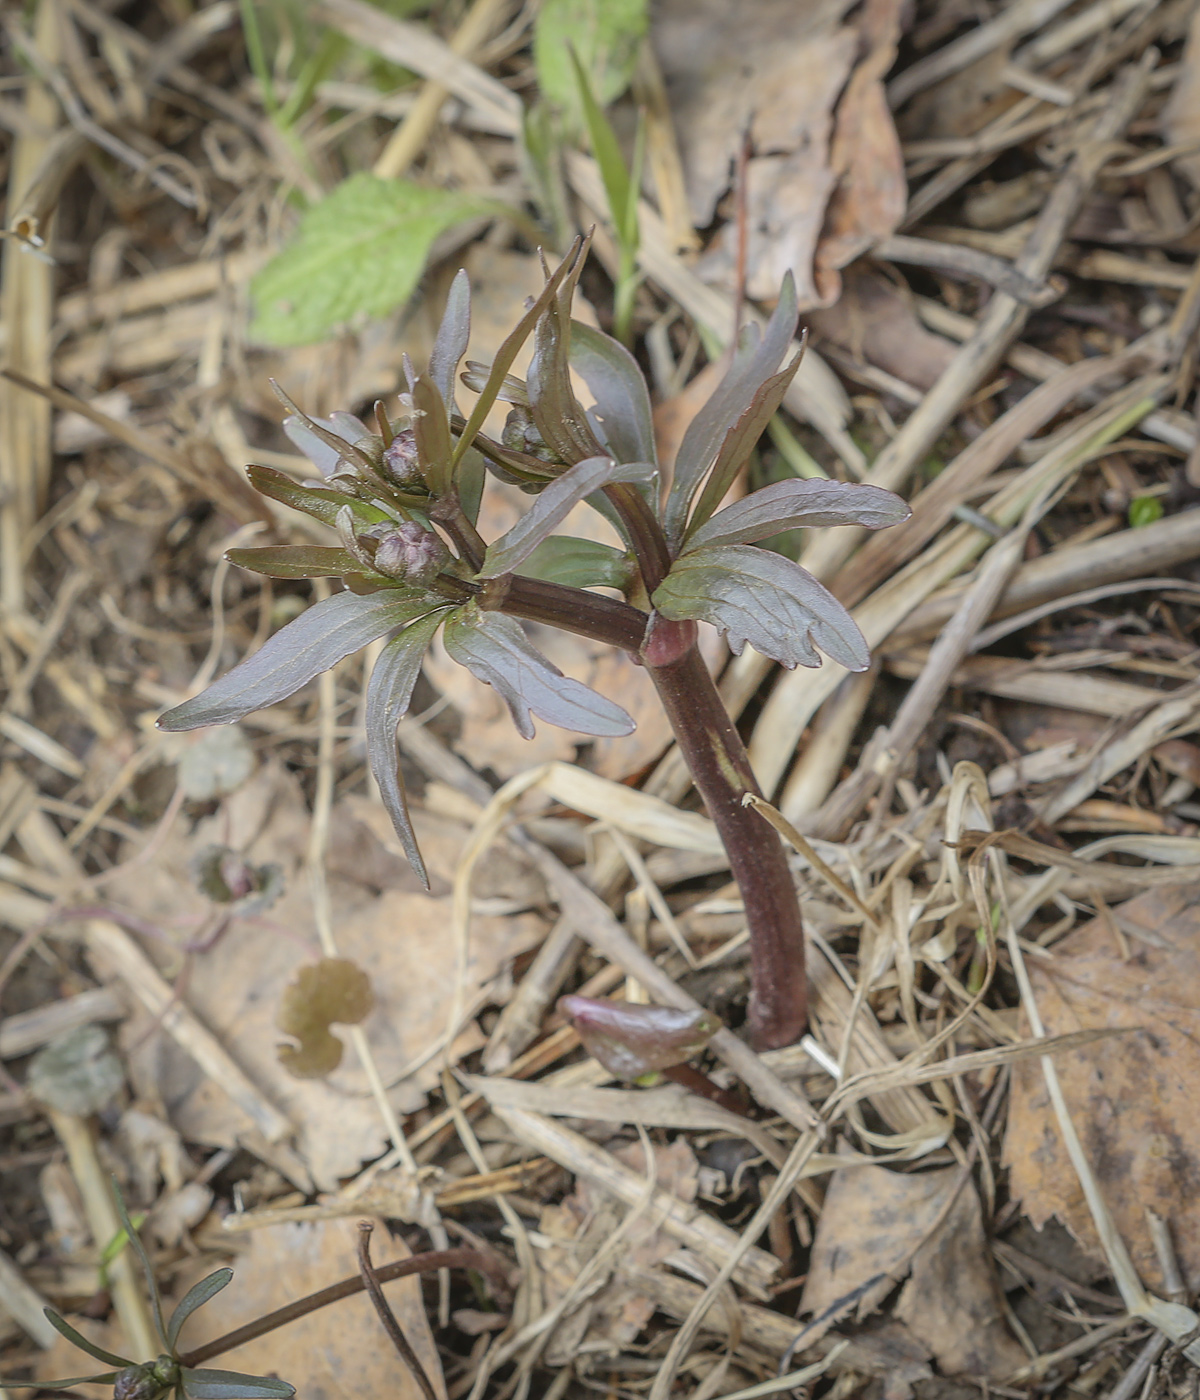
24;1185;294;1400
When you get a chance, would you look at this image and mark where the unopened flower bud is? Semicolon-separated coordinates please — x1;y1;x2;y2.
373;521;449;583
382;428;423;487
502;405;556;462
559;995;721;1081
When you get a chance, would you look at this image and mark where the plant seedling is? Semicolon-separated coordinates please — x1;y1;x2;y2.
21;1184;294;1399
158;237;909;1049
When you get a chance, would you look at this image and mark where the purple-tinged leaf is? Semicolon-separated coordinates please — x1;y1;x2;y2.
181;1368;296;1399
272;383;377;474
21;1373;121;1391
685;353;803;538
43;1309;133;1369
478;455;655;579
559;996;721;1080
652;544;869;672
282;411;370;477
166;1269;233;1350
366;609;449;889
412;375;453;497
226;546;360;579
686;479;911;552
526;242;605;466
520;536;633;590
461;361;529;406
452;239;584;470
443;604;635;740
664;273;799;547
158;590;441;731
429;268;471;413
569;321;656;467
245;466;392;529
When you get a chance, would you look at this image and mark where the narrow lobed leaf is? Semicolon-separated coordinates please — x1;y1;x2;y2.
569;321;656;467
42;1309;133;1369
411;375;455;497
477;455;655;579
685;352;804;538
15;1373;121;1391
245;466;390;530
181;1368;296;1399
158;590;442;731
443;603;635;740
652;544;869;672
685;478;912;552
226;546;361;580
365;609;450;889
166;1269;234;1351
111;1184;168;1348
452;237;583;469
664;273;799;546
429;268;471;413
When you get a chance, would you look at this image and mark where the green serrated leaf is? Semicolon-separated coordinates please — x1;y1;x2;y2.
534;0;647;129
250;174;500;346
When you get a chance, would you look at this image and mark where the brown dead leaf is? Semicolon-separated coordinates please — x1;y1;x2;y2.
815;0;908;298
801;1160;1022;1378
179;1224;446;1400
538;1138;698;1364
807;266;956;393
100;763;545;1188
1162;3;1200;190
1005;882;1200;1294
657;0;905;306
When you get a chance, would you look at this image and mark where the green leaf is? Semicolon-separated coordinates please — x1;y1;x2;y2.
157;590;442;731
1129;494;1164;528
226;546;361;579
444;603;635;740
181;1367;296;1399
652;544;869;672
520;536;633;589
43;1309;133;1369
250;174;499;346
10;1372;120;1391
245;466;392;529
568;45;635;257
478;455;655;579
412;375;453;497
111;1184;168;1348
167;1269;233;1351
365;609;451;890
534;0;647;129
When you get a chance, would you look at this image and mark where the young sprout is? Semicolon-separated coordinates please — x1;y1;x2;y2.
158;238;909;1049
18;1184;294;1400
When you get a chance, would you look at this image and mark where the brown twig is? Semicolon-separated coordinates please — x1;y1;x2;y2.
177;1247;508;1368
355;1223;439;1400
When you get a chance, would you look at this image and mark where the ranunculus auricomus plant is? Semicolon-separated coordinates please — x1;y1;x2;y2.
159;238;909;1049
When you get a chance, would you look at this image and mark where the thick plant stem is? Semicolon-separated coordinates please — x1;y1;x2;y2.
643;617;807;1049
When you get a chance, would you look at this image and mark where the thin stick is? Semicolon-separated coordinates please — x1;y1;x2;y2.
177;1249;506;1368
355;1223;439;1400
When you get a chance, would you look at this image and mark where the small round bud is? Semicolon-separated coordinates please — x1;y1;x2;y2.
382;428;423;486
372;521;449;583
502;406;556;462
